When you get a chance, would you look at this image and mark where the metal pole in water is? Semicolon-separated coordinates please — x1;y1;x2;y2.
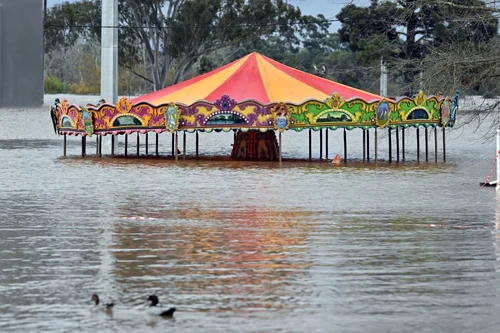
388;128;392;163
434;127;438;163
416;127;420;163
111;135;115;156
396;127;400;162
309;129;312;161
183;131;186;160
175;132;179;161
425;127;429;162
155;133;159;156
374;128;378;163
343;128;347;163
367;129;370;161
496;129;500;189
362;129;366;162
325;129;329;159
125;134;128;156
319;128;323;159
442;127;446;162
196;131;199;159
279;132;282;164
402;127;405;160
63;134;67;157
145;133;148;155
136;132;139;156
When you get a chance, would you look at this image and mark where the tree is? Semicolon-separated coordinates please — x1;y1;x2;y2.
336;0;498;92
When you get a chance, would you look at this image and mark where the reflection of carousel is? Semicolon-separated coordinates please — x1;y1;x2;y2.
50;52;458;163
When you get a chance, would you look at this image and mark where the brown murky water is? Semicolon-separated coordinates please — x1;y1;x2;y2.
0;107;499;332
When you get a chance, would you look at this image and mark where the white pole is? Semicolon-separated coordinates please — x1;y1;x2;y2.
496;129;500;189
380;57;388;97
101;0;118;154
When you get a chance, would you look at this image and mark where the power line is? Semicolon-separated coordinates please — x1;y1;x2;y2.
43;18;340;31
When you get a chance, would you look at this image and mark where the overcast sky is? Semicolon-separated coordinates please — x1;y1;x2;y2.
46;0;370;32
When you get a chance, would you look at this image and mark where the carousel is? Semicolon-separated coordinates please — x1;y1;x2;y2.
50;52;458;163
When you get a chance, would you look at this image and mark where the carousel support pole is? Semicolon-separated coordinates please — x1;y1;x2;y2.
196;130;199;159
100;136;103;156
309;129;312;161
442;127;446;162
171;133;174;156
343;128;347;164
319;128;323;159
425;127;429;162
325;129;329;159
95;136;99;155
362;129;366;163
402;127;406;161
367;129;370;161
434;127;438;163
396;128;400;162
279;132;282;165
82;136;86;156
145;133;149;155
125;134;128;156
416;127;420;163
496;129;500;189
111;135;115;156
136;132;140;156
183;131;186;160
155;133;159;156
374;128;378;163
175;132;179;161
63;134;67;157
388;128;392;163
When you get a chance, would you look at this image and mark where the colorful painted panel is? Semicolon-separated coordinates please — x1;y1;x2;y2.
52;90;456;136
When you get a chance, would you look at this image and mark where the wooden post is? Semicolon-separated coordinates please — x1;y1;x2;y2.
171;133;174;156
325;129;329;159
183;131;186;160
362;129;366;162
175;132;179;161
388;128;392;163
279;132;282;164
155;133;159;156
111;135;115;156
425;127;428;162
319;128;323;159
145;133;149;155
82;136;86;156
343;128;347;164
63;134;67;157
434;127;438;162
416;127;420;163
309;129;312;161
196;130;199;159
442;127;446;162
367;129;370;161
374;128;378;163
136;132;140;156
125;134;128;156
402;127;405;161
396;127;400;162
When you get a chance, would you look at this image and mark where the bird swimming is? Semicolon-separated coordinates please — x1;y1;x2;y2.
91;294;114;309
147;295;176;317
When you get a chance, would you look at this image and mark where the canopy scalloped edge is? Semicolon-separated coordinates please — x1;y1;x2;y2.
51;91;459;137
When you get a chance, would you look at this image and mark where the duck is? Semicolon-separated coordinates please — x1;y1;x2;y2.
91;294;114;309
147;295;176;317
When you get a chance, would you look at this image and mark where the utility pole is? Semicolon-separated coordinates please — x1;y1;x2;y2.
101;0;118;104
380;57;388;97
101;0;118;154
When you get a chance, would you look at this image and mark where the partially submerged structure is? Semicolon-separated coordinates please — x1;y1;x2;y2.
50;52;458;163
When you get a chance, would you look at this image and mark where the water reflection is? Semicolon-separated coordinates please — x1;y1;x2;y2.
111;205;313;312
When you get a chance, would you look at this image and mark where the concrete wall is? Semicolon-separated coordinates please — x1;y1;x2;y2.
0;0;43;107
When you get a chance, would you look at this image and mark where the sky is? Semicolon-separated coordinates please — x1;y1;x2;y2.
46;0;371;32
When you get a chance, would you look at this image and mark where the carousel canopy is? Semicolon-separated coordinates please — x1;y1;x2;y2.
132;52;383;105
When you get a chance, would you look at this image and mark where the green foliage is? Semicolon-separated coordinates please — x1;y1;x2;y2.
44;76;66;94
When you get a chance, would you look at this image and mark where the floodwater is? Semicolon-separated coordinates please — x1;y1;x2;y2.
0;107;499;333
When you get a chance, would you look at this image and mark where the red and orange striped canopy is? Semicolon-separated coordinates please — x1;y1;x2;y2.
132;52;382;105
